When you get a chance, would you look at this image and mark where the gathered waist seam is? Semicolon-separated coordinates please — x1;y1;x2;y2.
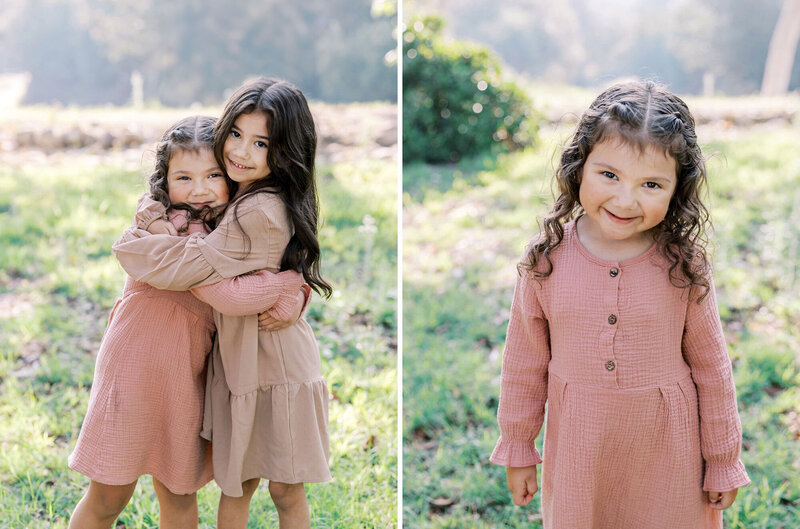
548;369;693;391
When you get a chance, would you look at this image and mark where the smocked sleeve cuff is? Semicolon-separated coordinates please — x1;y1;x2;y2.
266;274;306;321
703;460;750;492
489;436;542;467
134;193;168;230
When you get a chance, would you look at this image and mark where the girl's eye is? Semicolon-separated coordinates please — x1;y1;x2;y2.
255;141;268;149
209;173;223;178
601;171;618;180
230;130;241;138
644;181;662;189
177;176;191;181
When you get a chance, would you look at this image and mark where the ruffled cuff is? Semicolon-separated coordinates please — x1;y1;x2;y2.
703;460;750;492
489;436;542;467
135;193;168;230
265;272;305;321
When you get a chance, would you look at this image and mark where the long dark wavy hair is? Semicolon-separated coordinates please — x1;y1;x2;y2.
214;77;333;298
147;115;235;232
523;80;712;300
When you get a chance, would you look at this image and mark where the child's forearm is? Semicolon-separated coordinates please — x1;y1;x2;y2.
490;272;551;468
113;230;220;290
190;270;304;317
683;278;750;492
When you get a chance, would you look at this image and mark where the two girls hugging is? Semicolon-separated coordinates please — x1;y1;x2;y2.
67;78;331;529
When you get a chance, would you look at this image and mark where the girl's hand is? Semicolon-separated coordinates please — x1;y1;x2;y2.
147;219;178;236
506;465;538;506
258;289;305;331
708;488;738;510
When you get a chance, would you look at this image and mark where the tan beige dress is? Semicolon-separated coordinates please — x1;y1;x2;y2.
112;192;331;496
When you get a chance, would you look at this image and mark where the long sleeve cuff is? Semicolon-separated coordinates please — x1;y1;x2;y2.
135;193;168;230
266;274;306;321
489;436;542;467
703;460;750;492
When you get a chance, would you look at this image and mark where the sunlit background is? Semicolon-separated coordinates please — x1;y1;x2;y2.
0;0;396;106
406;0;799;96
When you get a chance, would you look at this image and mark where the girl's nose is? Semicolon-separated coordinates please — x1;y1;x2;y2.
191;179;210;196
232;141;249;160
614;187;637;209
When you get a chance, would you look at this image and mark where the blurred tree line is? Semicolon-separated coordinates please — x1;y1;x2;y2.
408;0;800;95
0;0;396;105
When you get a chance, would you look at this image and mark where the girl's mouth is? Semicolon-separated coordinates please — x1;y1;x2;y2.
604;208;636;223
228;158;251;171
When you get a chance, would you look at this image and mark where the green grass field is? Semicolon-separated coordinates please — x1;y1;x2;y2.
403;117;800;527
0;118;397;527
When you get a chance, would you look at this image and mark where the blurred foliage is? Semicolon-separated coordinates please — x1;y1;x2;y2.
402;15;537;164
414;0;798;95
403;116;800;526
0;0;395;105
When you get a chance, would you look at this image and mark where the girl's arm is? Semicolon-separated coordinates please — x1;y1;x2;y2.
190;270;304;319
489;269;551;468
134;193;169;230
682;275;750;493
112;194;283;291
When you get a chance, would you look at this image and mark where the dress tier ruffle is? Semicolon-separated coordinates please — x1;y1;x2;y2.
201;314;331;496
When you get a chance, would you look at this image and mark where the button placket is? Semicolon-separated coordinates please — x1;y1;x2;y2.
604;263;621;383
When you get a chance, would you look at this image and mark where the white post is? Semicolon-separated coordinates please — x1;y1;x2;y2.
131;70;143;108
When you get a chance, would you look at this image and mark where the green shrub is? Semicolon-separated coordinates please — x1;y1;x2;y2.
402;15;537;164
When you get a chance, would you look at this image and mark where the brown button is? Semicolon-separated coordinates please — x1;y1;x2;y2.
608;314;617;324
605;360;616;371
610;267;619;277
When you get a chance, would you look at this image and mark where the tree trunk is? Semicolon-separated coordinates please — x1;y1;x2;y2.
761;0;800;95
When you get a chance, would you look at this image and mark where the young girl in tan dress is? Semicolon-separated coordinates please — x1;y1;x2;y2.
113;79;332;529
68;116;306;529
491;81;750;529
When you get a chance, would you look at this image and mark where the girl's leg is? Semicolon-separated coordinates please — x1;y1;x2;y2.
67;480;137;529
217;477;260;529
152;477;199;529
268;481;310;529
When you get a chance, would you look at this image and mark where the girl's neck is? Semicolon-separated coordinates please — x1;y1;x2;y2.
575;215;656;262
234;177;277;199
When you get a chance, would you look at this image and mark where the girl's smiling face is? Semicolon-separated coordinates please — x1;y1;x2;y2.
167;148;229;208
222;111;271;191
579;136;677;247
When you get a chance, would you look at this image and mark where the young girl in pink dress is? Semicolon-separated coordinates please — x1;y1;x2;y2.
68;116;306;529
113;78;332;529
490;81;750;529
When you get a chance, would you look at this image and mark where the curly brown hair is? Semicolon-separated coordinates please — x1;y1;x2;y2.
522;80;712;300
147;115;235;232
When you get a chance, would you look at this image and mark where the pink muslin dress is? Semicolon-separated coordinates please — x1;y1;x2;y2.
112;191;331;497
490;220;749;529
69;210;302;494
